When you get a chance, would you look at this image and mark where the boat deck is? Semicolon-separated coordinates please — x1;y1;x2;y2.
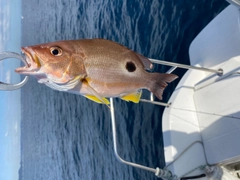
162;4;240;178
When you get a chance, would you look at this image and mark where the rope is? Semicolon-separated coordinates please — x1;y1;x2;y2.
164;141;209;180
180;165;207;179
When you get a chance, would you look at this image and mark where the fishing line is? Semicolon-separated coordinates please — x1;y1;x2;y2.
169;106;240;120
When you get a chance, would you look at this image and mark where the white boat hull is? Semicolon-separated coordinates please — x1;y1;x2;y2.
163;4;240;179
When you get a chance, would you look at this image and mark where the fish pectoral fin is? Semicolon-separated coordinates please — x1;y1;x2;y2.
82;79;110;107
84;95;110;104
121;90;142;103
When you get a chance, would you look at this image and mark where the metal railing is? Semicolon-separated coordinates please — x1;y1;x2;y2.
109;59;223;179
0;52;29;91
227;0;240;8
140;59;223;107
149;59;223;76
109;98;176;179
0;52;223;91
0;51;225;179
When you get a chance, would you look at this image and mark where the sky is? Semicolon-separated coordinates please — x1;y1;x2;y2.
0;0;22;179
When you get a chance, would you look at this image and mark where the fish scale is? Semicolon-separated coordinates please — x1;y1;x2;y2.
15;38;178;103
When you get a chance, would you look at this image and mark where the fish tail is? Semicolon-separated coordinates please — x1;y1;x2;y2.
147;73;178;100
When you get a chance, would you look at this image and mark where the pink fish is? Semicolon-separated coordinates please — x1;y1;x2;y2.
15;39;178;104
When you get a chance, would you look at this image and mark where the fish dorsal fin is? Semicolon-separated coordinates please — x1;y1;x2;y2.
82;79;110;107
121;90;142;103
135;53;153;70
118;43;153;70
84;95;110;104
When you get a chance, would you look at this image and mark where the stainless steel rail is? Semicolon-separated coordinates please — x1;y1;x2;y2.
140;59;223;107
110;98;176;179
0;52;29;91
149;58;223;76
109;59;223;178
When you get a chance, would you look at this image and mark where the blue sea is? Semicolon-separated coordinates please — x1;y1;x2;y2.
18;0;228;180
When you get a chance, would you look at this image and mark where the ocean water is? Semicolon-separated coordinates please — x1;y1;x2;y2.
0;1;22;180
20;0;228;179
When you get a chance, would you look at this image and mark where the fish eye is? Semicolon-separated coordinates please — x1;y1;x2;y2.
50;47;62;56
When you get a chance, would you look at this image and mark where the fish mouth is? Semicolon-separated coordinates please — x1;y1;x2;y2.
15;47;42;74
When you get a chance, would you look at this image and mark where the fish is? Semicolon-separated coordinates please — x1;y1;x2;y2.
15;38;178;105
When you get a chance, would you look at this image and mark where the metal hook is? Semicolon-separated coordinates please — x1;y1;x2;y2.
0;52;29;91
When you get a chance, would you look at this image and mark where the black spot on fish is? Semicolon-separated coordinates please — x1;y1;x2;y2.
125;61;136;72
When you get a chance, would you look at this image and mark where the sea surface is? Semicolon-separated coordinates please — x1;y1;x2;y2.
20;0;228;179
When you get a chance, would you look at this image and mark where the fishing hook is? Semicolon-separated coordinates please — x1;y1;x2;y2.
0;52;29;91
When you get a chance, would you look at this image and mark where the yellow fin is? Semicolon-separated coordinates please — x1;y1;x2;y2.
82;79;110;108
121;90;142;103
84;95;110;104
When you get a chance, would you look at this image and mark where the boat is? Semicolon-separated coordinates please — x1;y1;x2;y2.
0;1;239;179
110;1;240;179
